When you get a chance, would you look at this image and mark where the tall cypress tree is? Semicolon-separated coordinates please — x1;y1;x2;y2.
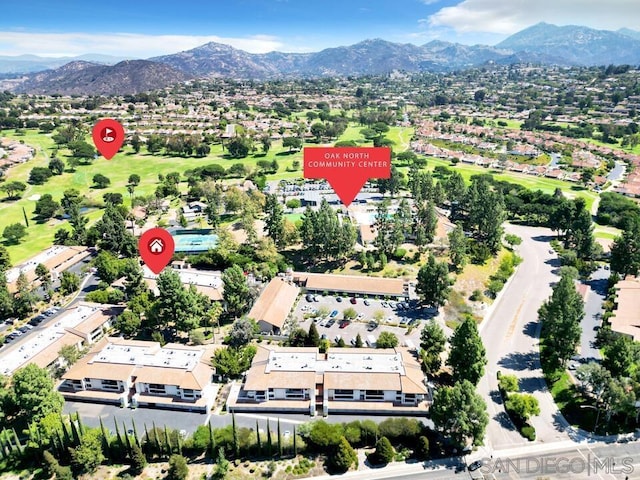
232;413;239;458
123;421;132;457
277;418;282;458
447;315;487;385
266;419;272;457
132;420;141;448
208;421;215;459
255;420;261;457
293;425;297;456
99;417;110;460
164;425;172;456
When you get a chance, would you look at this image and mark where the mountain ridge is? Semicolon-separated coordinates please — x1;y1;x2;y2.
6;22;640;94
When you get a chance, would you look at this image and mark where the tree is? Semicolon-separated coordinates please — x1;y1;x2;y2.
59;344;81;366
354;333;363;348
227;136;251;158
222;264;251;318
130;442;147;475
167;454;189;480
0;274;13;320
376;331;399;349
264;194;285;247
328;436;358;473
151;269;207;333
448;224;467;271
34;194;60;220
415;436;430;460
371;436;395;465
0;180;27;199
603;335;635;377
420;320;446;374
69;140;96;162
342;307;357;320
9;364;64;423
3;223;27;244
28;167;53;185
128;174;141;186
130;134;143;154
538;271;584;371
94;204;137;256
48;157;65;175
71;429;105;475
92;173;111;188
60;271;80;295
13;271;36;318
307;323;320;347
114;311;141;337
228;317;259;348
498;374;519;393
35;263;52;288
0;245;10;273
447;316;487;385
282;136;302;152
212;345;257;379
416;254;452;308
610;218;640;276
431;379;489;447
505;393;540;422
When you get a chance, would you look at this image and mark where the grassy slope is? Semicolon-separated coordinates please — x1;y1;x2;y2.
1;123;600;263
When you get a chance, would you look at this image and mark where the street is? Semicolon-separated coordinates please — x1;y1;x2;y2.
478;224;570;450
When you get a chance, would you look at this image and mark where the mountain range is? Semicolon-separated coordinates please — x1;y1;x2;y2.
3;23;640;95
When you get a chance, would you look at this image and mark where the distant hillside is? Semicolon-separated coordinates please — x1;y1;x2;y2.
0;53;129;74
13;60;188;95
497;22;640;66
7;22;640;92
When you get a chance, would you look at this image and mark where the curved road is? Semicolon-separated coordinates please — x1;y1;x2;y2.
478;223;571;451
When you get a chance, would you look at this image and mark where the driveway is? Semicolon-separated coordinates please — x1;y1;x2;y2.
579;266;608;362
477;224;570;451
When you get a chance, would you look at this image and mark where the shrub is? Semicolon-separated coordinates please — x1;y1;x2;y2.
392;248;407;260
521;425;536;441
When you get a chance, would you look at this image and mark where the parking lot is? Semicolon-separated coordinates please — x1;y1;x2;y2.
292;294;426;348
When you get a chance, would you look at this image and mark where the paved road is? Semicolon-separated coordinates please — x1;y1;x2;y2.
580;266;608;362
478;224;570;451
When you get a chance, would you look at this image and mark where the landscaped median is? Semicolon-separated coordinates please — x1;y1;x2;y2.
496;371;540;441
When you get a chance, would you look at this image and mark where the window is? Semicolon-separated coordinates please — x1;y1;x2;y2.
365;389;384;401
148;383;166;395
182;389;196;398
285;388;306;399
101;379;120;391
333;389;354;400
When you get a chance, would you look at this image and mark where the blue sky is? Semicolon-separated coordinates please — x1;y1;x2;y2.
0;0;638;57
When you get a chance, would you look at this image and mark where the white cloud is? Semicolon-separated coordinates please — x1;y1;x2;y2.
428;0;640;35
0;31;292;57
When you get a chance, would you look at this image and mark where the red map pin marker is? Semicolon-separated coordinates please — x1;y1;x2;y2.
304;147;391;207
139;228;175;274
92;118;125;160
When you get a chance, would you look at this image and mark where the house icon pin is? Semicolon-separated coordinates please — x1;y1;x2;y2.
149;238;164;254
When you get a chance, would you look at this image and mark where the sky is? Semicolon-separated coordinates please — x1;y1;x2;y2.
0;0;638;58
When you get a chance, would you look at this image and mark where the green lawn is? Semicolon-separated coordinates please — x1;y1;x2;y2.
0;129;307;263
424;157;598;212
335;125;414;151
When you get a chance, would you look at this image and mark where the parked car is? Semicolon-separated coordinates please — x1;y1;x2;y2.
367;321;378;331
313;295;320;302
350;297;357;304
339;320;351;329
326;319;336;327
468;460;483;472
363;299;370;306
330;310;339;318
336;297;343;303
389;301;397;309
357;313;365;320
305;294;313;302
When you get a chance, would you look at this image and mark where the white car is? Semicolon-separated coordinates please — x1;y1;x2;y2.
357;313;365;320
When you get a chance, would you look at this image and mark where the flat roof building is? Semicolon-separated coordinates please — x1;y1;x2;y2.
60;338;218;412
248;278;300;334
0;302;118;376
142;265;224;301
294;272;408;298
227;345;430;416
6;245;91;293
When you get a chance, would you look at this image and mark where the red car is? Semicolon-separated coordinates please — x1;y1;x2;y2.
339;320;351;329
350;297;357;304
